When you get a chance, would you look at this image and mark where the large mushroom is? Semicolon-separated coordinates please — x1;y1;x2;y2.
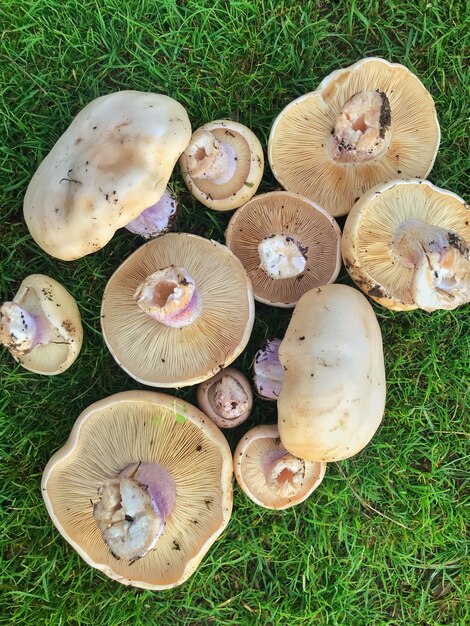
101;233;255;387
268;58;440;217
0;274;82;375
342;179;470;311
179;120;264;211
42;391;233;590
234;425;326;510
24;91;191;260
225;191;341;307
278;284;386;462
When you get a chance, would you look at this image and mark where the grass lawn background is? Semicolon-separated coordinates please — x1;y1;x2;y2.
0;1;468;624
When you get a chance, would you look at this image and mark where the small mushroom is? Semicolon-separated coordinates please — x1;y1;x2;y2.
253;338;284;401
268;58;440;217
278;285;386;462
342;179;470;311
24;91;191;260
125;188;178;239
42;390;233;589
101;233;255;387
234;425;326;510
0;274;82;375
225;191;341;307
179;120;264;211
197;367;253;428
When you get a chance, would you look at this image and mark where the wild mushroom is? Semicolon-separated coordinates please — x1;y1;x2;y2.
268;58;440;217
179;120;264;211
0;274;82;375
101;233;255;387
125;188;178;239
342;179;470;311
278;284;386;462
41;390;233;590
225;191;341;307
24;91;191;260
197;367;253;428
253;338;284;400
234;424;326;509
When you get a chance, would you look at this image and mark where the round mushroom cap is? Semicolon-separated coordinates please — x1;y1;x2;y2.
234;424;326;510
0;274;82;375
225;192;341;307
268;57;440;217
342;180;470;311
179;120;264;211
196;367;253;428
41;391;233;590
24;91;191;260
101;233;255;387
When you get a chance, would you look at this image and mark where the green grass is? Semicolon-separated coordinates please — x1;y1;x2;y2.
1;0;469;624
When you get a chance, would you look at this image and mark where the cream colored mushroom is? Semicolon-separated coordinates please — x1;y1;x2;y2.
234;424;326;509
24;91;191;260
179;120;264;211
342;179;470;311
42;390;233;590
278;284;386;462
0;274;82;374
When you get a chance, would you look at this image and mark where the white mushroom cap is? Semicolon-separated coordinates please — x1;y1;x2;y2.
234;424;326;509
0;274;82;375
24;91;191;260
41;391;233;590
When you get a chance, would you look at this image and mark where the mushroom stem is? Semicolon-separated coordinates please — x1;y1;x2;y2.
263;451;306;498
93;461;176;563
392;220;470;311
258;235;307;279
253;338;284;400
185;130;237;184
125;189;178;239
208;375;250;420
134;266;202;328
0;302;49;354
328;90;391;164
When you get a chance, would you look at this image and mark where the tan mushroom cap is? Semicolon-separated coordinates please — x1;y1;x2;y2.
268;57;440;217
1;274;82;374
196;367;253;428
42;390;233;590
24;91;191;260
225;191;341;307
179;120;264;211
101;233;255;387
342;179;470;311
234;424;326;510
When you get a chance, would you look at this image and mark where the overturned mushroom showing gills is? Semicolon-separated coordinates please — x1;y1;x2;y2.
125;188;178;239
24;91;191;260
268;58;440;217
278;285;386;462
101;233;255;387
225;192;341;307
180;120;264;211
0;274;82;374
234;425;326;509
197;367;253;428
42;391;233;590
342;180;470;311
253;338;284;400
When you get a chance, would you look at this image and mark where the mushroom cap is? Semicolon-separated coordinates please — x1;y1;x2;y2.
268;57;440;217
24;91;191;260
196;367;253;428
179;120;264;211
234;424;326;509
101;233;255;387
278;284;386;462
225;191;341;307
342;179;470;311
1;274;82;374
41;390;233;590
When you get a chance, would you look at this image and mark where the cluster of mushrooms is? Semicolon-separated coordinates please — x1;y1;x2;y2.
2;58;469;590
